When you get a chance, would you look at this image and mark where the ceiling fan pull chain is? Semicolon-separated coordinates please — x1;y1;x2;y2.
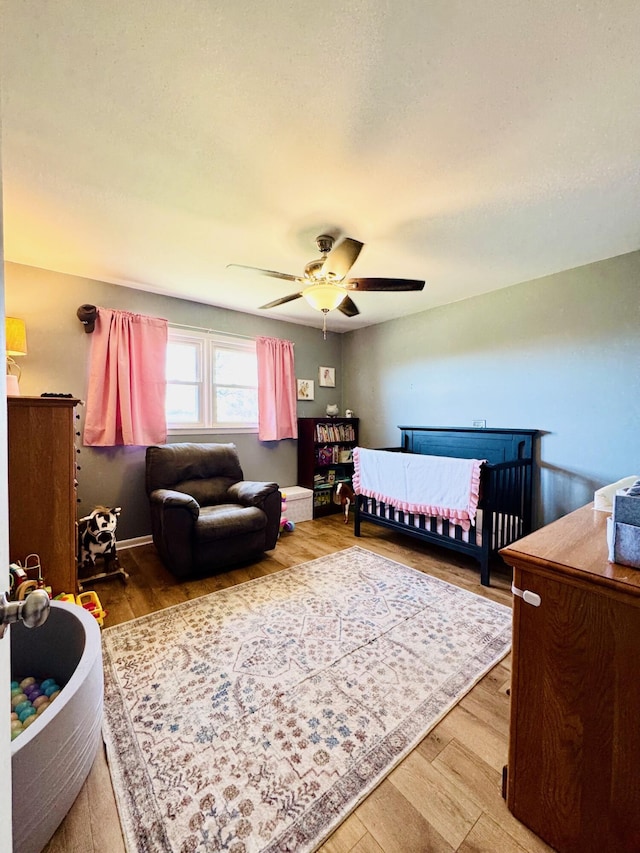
322;309;328;340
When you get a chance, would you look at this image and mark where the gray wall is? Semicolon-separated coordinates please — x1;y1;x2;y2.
7;250;639;539
343;251;640;525
5;263;345;538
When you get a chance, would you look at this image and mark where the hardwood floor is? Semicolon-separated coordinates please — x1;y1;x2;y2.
43;515;551;853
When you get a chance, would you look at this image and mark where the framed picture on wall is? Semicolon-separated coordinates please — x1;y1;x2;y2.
319;366;335;387
297;379;314;400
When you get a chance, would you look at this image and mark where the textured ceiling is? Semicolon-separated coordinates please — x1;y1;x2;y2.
2;1;640;333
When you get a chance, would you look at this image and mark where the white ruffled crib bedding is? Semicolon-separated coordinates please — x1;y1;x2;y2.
352;446;483;532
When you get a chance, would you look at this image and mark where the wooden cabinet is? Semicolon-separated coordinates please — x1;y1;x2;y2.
297;417;359;518
8;396;81;596
501;504;640;853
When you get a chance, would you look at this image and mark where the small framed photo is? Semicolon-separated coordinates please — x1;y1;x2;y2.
297;379;314;401
319;366;335;387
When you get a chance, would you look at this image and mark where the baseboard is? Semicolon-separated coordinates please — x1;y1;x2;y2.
116;535;153;550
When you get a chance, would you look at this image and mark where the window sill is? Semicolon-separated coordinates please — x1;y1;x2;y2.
168;426;258;436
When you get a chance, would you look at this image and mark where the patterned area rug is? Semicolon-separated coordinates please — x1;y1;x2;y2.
102;546;512;853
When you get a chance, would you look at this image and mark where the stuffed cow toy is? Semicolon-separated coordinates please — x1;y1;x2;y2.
78;505;122;573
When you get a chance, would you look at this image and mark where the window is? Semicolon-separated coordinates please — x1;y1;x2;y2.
166;328;258;433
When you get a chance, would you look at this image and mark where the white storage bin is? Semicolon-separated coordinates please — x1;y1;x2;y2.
281;486;314;523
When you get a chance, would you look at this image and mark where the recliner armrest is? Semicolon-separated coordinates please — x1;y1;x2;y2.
149;488;200;518
227;481;279;507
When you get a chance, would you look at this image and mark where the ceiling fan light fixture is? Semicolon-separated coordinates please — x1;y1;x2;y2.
232;232;424;329
302;283;346;312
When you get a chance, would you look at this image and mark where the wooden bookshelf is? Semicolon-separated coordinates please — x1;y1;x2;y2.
297;417;359;518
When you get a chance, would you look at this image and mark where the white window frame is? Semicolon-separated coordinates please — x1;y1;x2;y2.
166;328;258;435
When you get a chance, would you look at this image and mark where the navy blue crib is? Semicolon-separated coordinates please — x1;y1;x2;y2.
354;426;539;586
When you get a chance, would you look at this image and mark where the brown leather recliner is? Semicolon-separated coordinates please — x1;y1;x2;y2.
145;442;281;578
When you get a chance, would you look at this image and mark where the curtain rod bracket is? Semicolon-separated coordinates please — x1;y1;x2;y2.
77;304;98;333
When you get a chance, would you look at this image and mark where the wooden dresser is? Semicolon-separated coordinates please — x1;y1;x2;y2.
8;396;81;596
501;504;640;853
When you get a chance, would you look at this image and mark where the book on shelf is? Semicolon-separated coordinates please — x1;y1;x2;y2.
314;489;333;508
316;446;334;465
316;446;356;465
314;422;356;443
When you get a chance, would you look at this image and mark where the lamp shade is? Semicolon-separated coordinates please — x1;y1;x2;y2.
6;317;27;356
302;284;347;313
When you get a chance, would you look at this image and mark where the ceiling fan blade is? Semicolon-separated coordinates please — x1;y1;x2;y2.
345;277;425;291
337;295;360;317
321;238;364;280
227;263;300;283
259;292;304;309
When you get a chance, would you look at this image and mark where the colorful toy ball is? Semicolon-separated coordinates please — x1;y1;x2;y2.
283;520;295;532
18;706;37;723
9;674;65;741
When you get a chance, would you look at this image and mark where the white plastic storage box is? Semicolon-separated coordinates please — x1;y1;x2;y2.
281;486;314;523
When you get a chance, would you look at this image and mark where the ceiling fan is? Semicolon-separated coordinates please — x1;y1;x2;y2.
227;234;425;336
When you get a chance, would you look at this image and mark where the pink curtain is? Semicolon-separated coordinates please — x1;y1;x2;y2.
83;308;168;446
256;336;298;441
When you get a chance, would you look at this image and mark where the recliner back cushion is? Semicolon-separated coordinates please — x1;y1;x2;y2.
146;443;244;493
174;477;236;506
